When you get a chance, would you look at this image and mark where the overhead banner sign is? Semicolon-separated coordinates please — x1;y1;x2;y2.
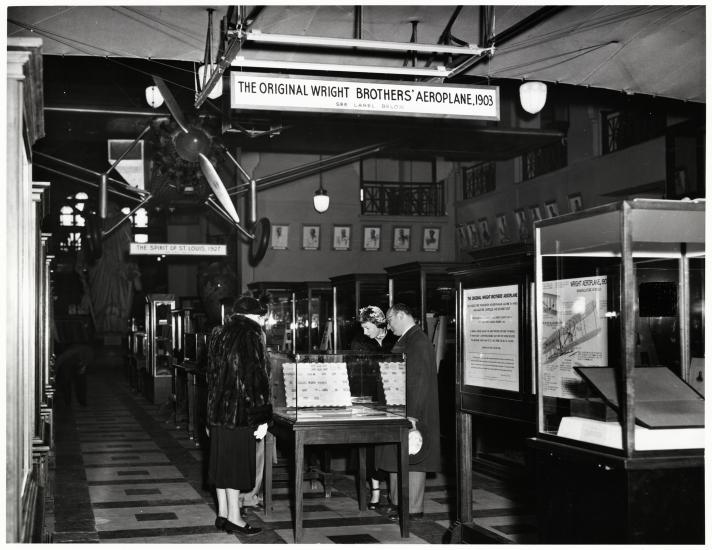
231;72;499;121
129;243;227;256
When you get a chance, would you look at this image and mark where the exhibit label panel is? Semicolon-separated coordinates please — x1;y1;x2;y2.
231;72;500;120
539;275;608;399
463;285;520;391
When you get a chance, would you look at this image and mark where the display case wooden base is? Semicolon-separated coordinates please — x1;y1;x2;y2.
528;438;704;544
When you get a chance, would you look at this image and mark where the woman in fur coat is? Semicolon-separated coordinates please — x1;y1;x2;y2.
206;296;272;536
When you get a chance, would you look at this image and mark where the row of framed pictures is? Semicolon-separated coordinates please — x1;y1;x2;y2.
457;193;584;249
271;223;442;252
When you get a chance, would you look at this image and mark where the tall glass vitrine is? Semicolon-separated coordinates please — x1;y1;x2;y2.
530;199;704;544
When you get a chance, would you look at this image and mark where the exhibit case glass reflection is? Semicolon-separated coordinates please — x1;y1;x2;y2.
330;274;389;350
294;282;332;352
248;282;297;351
267;351;406;422
530;199;704;544
145;294;176;404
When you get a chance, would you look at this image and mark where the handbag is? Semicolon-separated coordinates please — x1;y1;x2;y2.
246;403;272;428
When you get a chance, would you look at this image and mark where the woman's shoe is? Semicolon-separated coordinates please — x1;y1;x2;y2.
215;516;227;531
223;519;262;536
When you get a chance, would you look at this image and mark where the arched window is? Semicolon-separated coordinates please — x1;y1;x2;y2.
120;207;149;242
57;192;89;251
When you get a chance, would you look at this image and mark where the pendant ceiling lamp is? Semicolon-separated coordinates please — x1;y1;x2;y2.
519;81;547;114
313;158;330;213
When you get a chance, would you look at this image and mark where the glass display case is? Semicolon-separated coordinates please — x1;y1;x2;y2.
329;274;389;350
248;281;299;351
294;282;332;352
385;262;463;331
530;199;704;544
267;351;406;423
145;293;176;404
534;199;704;453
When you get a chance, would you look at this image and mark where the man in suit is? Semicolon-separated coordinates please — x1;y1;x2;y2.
376;303;441;521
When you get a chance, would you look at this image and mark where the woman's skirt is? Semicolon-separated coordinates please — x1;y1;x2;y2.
208;425;256;490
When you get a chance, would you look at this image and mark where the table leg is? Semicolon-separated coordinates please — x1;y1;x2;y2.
294;430;305;543
358;446;367;511
264;431;274;518
399;427;410;538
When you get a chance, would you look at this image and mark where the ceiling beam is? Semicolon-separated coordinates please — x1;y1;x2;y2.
239;29;489;56
446;6;568;80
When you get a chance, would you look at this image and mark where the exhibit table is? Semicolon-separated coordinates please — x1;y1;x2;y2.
264;410;411;543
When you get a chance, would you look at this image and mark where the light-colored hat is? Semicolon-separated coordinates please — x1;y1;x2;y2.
358;305;386;326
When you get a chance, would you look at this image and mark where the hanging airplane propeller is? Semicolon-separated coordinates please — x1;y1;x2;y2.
151;75;271;265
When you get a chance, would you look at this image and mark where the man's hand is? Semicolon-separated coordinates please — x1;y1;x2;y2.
407;416;418;430
253;423;268;440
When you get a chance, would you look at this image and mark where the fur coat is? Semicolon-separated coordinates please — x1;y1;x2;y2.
206;314;271;428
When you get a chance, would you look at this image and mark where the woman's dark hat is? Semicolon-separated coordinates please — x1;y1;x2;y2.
233;296;268;316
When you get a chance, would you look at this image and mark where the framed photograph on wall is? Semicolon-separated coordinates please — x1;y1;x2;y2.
514;209;530;241
496;213;511;244
302;224;320;250
271;224;289;250
333;225;351;251
363;225;381;251
466;221;480;248
393;226;411;251
545;200;559;218
423;227;440;252
478;218;492;246
456;224;468;250
568;193;584;213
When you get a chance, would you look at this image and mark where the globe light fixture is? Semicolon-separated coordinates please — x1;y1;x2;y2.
313;184;330;213
313;159;330;213
519;81;547;114
145;85;164;108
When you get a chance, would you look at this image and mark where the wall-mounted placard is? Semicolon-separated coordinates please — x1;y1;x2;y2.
463;285;520;391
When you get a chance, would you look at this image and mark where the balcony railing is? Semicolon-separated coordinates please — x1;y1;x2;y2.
522;138;568;181
462;161;496;199
361;181;445;216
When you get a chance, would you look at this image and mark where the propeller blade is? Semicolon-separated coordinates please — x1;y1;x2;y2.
152;76;190;134
199;153;240;224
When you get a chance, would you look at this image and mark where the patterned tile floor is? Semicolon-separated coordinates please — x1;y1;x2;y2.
51;357;536;544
